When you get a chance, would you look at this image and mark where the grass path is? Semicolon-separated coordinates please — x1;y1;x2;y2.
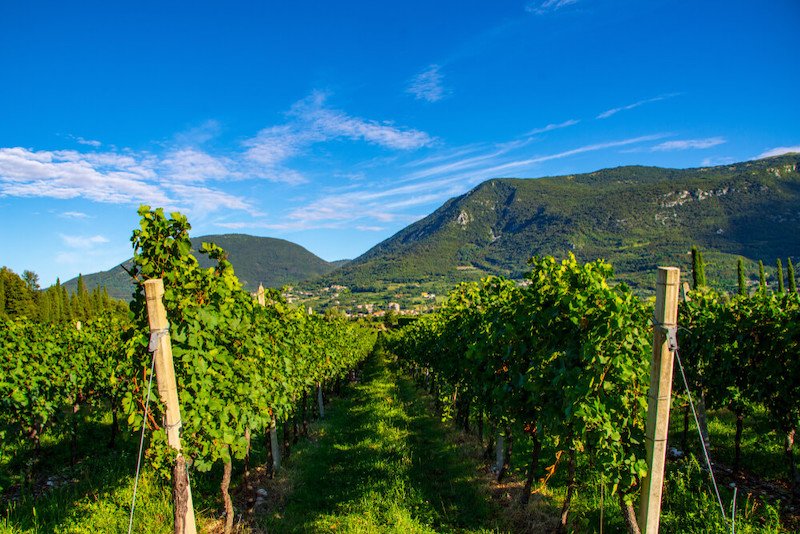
262;355;505;533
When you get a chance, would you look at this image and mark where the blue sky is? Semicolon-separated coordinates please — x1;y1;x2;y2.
1;0;798;286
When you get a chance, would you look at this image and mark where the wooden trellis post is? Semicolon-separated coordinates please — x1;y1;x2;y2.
638;267;680;534
143;279;197;534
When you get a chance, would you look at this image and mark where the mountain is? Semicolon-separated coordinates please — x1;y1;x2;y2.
326;154;800;292
65;234;338;300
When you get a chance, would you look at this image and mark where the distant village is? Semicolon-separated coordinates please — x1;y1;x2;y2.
280;284;438;318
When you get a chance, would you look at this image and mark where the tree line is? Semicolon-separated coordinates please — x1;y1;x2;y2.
0;267;125;323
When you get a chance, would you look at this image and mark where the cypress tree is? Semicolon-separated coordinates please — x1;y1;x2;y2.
77;274;91;320
777;259;785;294
60;282;72;321
789;258;798;294
0;273;5;317
737;258;747;296
53;279;63;322
691;246;707;289
758;260;766;292
39;290;53;323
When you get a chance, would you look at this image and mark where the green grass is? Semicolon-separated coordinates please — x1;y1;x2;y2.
1;414;179;533
261;355;505;533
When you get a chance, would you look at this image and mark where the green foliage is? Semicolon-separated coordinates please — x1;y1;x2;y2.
680;284;800;481
126;206;376;476
0;267;38;320
759;260;767;291
660;456;781;533
789;258;797;294
1;206;376;526
388;253;651;528
0;314;130;455
777;258;785;293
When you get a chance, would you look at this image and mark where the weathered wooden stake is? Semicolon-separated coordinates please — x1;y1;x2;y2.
143;279;197;534
638;267;680;534
257;283;282;473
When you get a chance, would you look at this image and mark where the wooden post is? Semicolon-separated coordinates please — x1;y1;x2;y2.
257;283;281;473
638;267;680;534
143;279;197;534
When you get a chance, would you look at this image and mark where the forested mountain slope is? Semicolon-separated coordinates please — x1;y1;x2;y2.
65;234;338;300
327;154;800;291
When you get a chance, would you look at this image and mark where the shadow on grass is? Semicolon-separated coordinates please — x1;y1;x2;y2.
263;356;504;533
0;415;169;533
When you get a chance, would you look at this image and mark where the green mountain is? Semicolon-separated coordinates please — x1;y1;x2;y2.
327;154;800;293
65;234;338;300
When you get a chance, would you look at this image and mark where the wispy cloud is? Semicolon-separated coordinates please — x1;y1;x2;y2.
291;92;434;149
243;92;434;182
60;234;109;249
757;145;800;159
407;64;446;102
526;119;580;136
649;137;725;151
526;0;579;15
173;119;222;146
474;134;667;175
75;137;102;147
597;93;680;119
161;148;233;182
60;211;92;219
257;133;664;232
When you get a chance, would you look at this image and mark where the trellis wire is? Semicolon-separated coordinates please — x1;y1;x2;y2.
669;325;727;522
127;349;157;534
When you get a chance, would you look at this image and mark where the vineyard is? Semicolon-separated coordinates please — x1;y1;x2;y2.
1;207;376;532
387;254;799;533
1;207;799;533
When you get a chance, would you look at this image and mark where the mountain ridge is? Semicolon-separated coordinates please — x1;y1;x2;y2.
64;234;339;300
324;154;800;292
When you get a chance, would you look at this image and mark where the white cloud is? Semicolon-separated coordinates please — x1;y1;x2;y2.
161;148;233;182
526;119;580;136
597;93;680;119
407;65;446;102
167;183;259;215
0;146;258;217
526;0;579;15
60;234;109;249
242;92;433;185
649;137;726;151
173;120;221;146
757;145;800;159
60;211;92;219
0;147;170;205
475;134;667;175
75;137;102;147
355;225;385;232
243;124;310;167
291;92;434;150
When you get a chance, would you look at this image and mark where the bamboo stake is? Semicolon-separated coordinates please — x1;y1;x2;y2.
143;279;197;534
638;267;680;534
